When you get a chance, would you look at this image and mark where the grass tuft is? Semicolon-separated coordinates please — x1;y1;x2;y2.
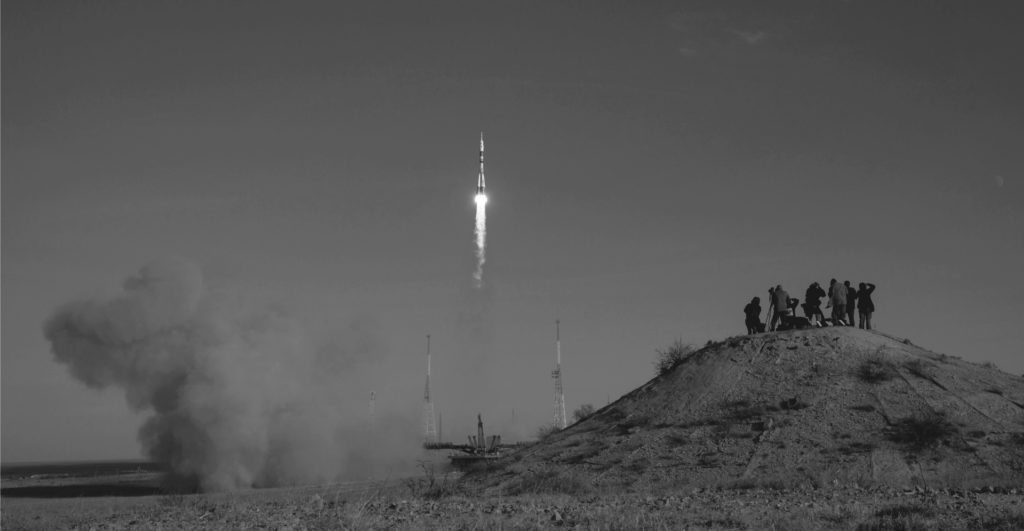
503;469;593;496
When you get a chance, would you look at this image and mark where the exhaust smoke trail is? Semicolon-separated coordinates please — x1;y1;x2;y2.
42;258;417;492
473;133;487;288
473;192;487;288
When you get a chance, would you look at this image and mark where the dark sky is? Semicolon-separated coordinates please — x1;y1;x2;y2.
3;0;1023;462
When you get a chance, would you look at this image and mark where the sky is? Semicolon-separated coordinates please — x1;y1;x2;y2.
3;0;1023;465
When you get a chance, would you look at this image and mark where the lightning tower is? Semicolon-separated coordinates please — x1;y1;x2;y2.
551;320;567;429
369;391;376;438
422;335;437;443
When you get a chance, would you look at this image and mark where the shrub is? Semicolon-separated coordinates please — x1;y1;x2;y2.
886;413;958;450
572;403;596;423
535;423;562;441
654;339;697;376
985;387;1004;396
856;349;895;383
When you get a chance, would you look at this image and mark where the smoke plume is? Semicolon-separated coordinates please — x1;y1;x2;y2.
473;194;487;288
43;258;415;491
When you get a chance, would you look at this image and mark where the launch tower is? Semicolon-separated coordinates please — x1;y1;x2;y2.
551;320;567;429
422;335;437;443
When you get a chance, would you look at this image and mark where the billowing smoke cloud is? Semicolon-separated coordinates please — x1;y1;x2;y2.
43;258;417;491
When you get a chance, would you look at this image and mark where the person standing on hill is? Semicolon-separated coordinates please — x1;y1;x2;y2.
770;285;790;331
804;282;826;326
743;297;762;335
844;281;858;328
826;278;848;325
858;282;876;330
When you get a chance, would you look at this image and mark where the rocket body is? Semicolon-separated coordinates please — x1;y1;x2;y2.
476;133;486;195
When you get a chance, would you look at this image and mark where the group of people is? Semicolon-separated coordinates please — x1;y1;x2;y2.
743;280;876;334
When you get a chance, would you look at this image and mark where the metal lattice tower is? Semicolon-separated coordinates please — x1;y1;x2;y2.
422;335;437;443
551;320;567;429
369;391;376;438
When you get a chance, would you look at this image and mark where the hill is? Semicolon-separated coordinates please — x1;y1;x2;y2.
464;327;1024;494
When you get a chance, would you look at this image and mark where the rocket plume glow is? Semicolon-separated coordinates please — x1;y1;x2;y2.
473;133;487;288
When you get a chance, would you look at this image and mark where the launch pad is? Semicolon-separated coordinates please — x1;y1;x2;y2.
422;414;530;469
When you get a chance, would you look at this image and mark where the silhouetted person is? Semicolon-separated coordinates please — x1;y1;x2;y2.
804;282;826;326
770;284;789;331
844;281;858;327
826;278;848;325
743;297;762;335
858;282;876;330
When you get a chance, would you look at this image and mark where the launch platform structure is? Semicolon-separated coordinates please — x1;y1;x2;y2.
422;335;437;443
552;320;567;429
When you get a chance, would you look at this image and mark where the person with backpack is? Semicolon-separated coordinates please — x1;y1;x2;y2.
844;281;858;328
858;282;876;330
743;297;762;335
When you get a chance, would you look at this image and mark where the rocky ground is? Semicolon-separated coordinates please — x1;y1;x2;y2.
3;479;1024;530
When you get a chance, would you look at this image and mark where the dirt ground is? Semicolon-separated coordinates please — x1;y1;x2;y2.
4;327;1022;529
3;472;1024;530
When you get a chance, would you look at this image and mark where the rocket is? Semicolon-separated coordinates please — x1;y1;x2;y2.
476;133;485;195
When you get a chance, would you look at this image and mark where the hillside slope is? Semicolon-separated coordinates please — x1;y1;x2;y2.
467;327;1024;493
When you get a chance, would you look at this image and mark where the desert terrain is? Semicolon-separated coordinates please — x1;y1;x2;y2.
4;327;1023;530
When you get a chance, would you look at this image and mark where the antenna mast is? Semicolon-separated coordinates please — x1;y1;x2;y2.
551;320;567;429
369;391;376;438
422;335;437;443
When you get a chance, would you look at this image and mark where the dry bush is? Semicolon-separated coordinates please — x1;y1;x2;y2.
535;423;562;441
886;413;958;450
856;349;896;383
653;339;697;376
572;403;596;423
